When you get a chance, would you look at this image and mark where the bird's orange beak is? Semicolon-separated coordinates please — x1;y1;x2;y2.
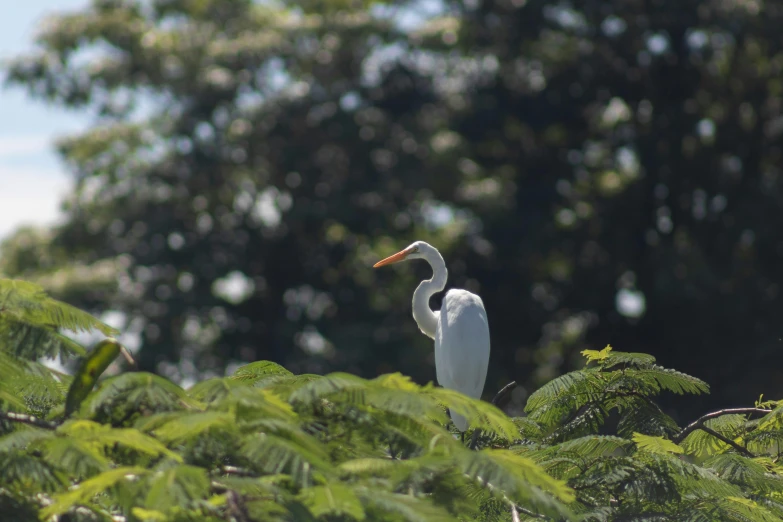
373;247;412;268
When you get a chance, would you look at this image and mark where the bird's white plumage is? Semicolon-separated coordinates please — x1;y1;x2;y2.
373;240;490;432
435;289;490;431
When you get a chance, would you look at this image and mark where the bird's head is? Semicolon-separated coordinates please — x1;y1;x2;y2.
373;241;434;267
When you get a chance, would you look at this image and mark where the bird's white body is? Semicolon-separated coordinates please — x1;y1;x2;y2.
434;289;490;431
374;241;490;432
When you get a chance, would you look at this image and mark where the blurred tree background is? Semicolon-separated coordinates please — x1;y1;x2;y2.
3;0;783;422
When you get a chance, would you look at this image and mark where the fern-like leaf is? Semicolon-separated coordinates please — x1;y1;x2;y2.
0;317;87;359
231;360;293;383
355;488;455;522
703;453;783;493
299;482;366;520
632;433;684;455
0;279;117;335
0;279;117;361
451;447;575;517
525;371;604;427
79;372;195;421
421;385;520;440
41;466;148;518
58;419;182;462
140;464;211;511
681;414;747;458
241;432;334;487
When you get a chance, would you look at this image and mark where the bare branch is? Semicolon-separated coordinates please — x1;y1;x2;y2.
492;381;518;407
220;465;254;476
513;503;547;520
0;411;58;430
673;407;771;443
511;504;521;522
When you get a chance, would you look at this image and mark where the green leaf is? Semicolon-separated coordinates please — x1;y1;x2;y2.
616;397;679;438
299;482;365;520
57;419;182;462
582;345;658;368
0;279;116;335
80;371;195;419
709;496;783;522
421;385;520;440
41;437;111;477
524;371;604;426
704;453;783;492
187;377;244;402
0;452;66;495
581;345;613;362
288;372;369;404
151;411;236;442
65;338;123;417
622;367;709;395
632;432;684;455
211;386;297;421
0;350;31;409
0;317;90;360
517;435;631;468
41;466;149;518
241;432;333;487
355;489;455;522
0;427;54;453
371;372;421;391
463;448;575;500
681;414;747;458
131;507;168;521
231;360;293;383
142;465;210;511
338;458;398;476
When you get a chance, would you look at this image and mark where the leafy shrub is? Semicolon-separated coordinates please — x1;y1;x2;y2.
0;278;781;521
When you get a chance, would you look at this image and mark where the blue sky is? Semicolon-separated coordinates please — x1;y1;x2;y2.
0;1;88;240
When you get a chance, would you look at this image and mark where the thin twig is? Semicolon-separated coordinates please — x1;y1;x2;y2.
492;381;518;408
211;481;229;493
480;476;548;520
514;503;547;520
669;407;772;459
673;408;771;443
511;504;521;522
219;465;254;476
0;411;58;430
469;381;518;450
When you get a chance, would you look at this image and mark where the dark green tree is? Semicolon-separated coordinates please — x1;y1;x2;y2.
443;0;783;415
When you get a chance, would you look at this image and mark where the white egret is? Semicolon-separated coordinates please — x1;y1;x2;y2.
373;241;490;432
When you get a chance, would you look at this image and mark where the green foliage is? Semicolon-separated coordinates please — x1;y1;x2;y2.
631;433;684;455
2;287;783;521
0;278;117;362
525;346;709;442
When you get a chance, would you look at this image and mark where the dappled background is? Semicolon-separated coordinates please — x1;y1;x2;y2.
2;0;783;422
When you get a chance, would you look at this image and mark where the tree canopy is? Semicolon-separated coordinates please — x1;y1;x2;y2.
3;0;783;420
2;277;783;521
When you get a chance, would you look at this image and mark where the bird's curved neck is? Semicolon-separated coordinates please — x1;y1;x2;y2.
412;250;447;339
